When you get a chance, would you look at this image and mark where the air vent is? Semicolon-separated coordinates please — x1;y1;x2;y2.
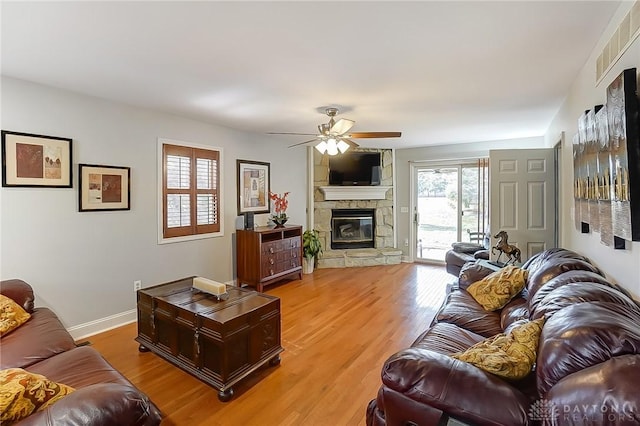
596;0;640;83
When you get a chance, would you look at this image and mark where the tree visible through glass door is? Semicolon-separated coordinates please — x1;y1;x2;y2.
415;162;489;262
416;167;459;261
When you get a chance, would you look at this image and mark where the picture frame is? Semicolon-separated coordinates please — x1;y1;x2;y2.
79;163;130;212
237;159;270;215
1;130;73;188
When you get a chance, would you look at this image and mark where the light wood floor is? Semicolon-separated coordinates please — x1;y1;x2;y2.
88;263;455;426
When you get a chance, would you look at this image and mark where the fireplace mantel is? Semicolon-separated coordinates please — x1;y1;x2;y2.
319;186;391;201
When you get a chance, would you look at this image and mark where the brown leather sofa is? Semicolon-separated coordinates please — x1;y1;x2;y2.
367;248;640;426
1;279;163;425
445;242;489;276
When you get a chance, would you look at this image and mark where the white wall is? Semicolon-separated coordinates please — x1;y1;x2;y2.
394;136;546;260
0;77;307;336
545;1;640;297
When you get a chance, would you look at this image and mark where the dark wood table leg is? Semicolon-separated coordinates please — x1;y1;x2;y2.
218;388;234;402
138;344;150;352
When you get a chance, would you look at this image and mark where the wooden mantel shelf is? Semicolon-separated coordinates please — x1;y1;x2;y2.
319;186;391;201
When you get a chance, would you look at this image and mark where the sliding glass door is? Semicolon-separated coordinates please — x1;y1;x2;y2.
413;160;489;262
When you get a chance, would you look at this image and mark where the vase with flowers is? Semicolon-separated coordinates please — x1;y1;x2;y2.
269;191;290;227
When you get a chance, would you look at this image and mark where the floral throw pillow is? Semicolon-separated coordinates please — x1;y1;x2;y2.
0;368;75;425
0;295;31;336
451;317;545;380
466;265;528;311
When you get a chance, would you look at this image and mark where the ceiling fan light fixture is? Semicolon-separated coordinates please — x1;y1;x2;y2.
315;140;328;154
326;138;339;156
337;139;350;153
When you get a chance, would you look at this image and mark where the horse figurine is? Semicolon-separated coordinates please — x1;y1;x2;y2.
492;231;522;265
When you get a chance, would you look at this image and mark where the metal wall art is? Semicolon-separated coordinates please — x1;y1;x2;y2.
573;67;639;249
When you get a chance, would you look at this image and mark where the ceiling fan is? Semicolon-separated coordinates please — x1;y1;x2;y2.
268;107;402;155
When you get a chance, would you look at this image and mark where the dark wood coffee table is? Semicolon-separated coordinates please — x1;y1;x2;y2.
135;277;283;401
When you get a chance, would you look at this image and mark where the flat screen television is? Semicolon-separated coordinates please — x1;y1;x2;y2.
328;151;381;186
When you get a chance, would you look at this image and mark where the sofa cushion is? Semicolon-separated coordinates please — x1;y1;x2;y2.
532;282;640;321
466;265;528;311
435;290;503;337
0;368;75;426
522;248;591;273
526;258;603;300
537;302;640;395
500;297;529;331
528;270;614;315
0;308;77;370
27;346;135;389
0;295;31;336
458;262;496;290
411;322;486;354
452;318;544;380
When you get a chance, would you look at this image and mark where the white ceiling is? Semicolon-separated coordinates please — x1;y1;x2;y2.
1;1;621;149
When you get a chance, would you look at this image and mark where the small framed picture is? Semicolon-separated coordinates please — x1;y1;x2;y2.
237;159;270;215
1;130;73;188
79;164;130;212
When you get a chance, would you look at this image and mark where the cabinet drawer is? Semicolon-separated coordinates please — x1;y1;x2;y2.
282;237;300;250
284;248;299;261
261;241;282;255
261;262;278;278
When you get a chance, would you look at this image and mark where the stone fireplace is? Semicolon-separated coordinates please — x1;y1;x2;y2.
312;149;402;268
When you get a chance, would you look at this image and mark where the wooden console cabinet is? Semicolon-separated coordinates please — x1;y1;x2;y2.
236;225;302;291
136;277;283;402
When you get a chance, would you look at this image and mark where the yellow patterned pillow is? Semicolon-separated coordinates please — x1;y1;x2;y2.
466;265;528;311
0;295;31;336
0;368;75;425
451;317;545;380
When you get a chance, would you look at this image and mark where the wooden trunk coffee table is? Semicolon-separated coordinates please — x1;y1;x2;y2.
135;277;283;401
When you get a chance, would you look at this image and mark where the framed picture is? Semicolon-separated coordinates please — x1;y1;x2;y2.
1;130;73;188
79;164;130;212
237;159;270;215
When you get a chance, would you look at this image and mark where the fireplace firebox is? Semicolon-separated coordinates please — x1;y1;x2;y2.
331;209;375;249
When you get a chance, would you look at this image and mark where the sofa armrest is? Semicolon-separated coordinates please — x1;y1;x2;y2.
16;383;162;426
0;279;35;313
474;249;489;260
381;348;530;425
545;355;640;424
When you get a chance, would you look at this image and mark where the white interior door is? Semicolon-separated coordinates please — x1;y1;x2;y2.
489;149;556;263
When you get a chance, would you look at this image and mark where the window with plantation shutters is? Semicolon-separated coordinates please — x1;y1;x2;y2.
162;142;221;240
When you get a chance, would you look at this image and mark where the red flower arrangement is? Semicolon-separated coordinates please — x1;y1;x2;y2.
269;191;290;225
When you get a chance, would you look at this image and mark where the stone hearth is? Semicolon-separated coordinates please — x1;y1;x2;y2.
313;149;401;268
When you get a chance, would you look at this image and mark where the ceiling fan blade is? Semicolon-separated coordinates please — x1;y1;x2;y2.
330;119;355;136
288;138;320;148
267;132;318;136
342;138;360;148
347;132;402;139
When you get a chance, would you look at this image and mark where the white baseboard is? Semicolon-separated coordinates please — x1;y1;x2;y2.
67;309;137;341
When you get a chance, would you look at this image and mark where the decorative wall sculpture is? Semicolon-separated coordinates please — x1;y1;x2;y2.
595;105;616;247
606;68;639;242
572;67;639;249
